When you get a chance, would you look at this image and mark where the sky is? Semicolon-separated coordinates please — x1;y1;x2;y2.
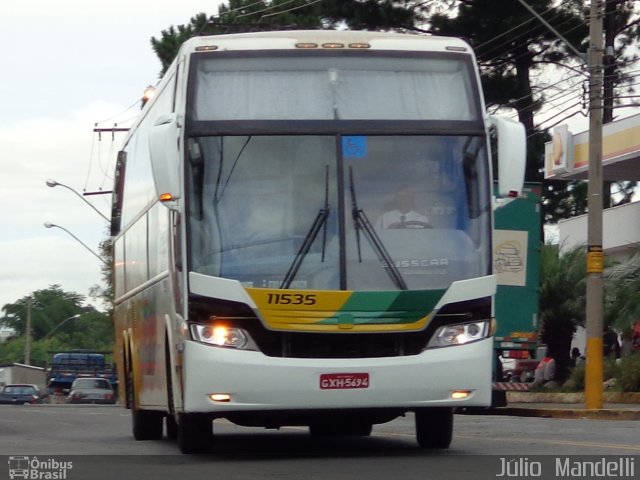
0;1;223;314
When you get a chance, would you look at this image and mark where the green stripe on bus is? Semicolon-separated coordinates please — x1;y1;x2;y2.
317;289;446;325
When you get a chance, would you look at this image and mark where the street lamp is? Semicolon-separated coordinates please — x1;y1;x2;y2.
44;222;107;265
41;314;81;340
45;179;110;223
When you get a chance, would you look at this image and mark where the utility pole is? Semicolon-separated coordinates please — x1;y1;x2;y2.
585;0;605;410
602;0;618;208
25;297;32;365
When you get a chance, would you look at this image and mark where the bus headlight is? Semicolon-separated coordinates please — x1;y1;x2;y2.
190;324;258;351
427;321;490;348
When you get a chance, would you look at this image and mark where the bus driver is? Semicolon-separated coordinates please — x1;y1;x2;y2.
375;186;431;229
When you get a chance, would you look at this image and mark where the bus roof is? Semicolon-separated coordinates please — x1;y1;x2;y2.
179;30;473;56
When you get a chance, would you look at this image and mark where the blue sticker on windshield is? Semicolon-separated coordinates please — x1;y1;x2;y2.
342;136;367;159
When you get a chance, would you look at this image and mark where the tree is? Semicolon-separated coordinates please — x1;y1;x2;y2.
430;1;640;221
88;235;114;310
538;244;586;382
537;242;640;381
602;0;640;125
0;286;113;367
427;1;591;230
604;248;640;335
602;1;639;209
0;286;85;339
151;1;325;75
430;0;588;183
150;0;426;75
542;179;588;224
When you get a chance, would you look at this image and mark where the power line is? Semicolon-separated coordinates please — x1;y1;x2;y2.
261;0;322;19
236;0;300;19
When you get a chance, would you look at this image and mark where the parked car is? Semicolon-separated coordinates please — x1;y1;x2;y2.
67;377;116;404
0;384;43;405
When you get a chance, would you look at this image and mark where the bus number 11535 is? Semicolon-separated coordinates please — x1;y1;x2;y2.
267;293;317;305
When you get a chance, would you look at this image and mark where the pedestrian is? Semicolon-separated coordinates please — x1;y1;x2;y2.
531;354;557;388
632;321;640;352
603;327;621;359
570;347;584;367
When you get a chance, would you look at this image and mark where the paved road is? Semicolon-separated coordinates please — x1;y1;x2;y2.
1;405;638;480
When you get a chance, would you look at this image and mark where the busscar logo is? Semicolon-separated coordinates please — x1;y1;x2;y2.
8;456;73;480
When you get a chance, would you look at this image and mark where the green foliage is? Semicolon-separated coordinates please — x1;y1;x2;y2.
617;352;640;393
538;244;586;381
562;363;585;392
319;0;422;31
429;0;587;143
604;248;640;334
0;337;27;364
563;356;640;393
90;236;114;310
0;286;113;368
1;286;85;338
150;0;425;75
539;244;586;336
542;180;588;224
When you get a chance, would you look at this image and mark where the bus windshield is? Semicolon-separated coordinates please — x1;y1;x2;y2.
186;134;491;291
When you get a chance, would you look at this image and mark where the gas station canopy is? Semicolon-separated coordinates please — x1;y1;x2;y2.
544;112;640;181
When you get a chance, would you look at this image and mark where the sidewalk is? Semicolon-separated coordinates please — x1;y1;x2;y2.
465;391;640;420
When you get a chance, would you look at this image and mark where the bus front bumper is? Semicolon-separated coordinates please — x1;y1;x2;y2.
182;336;493;415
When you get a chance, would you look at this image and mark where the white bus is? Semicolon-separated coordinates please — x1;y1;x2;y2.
111;30;526;454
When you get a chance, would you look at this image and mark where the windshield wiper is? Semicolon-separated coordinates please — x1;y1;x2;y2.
216;136;252;205
349;167;407;290
280;166;330;289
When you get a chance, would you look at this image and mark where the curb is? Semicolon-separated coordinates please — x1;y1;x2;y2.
488;407;640;420
506;391;640;404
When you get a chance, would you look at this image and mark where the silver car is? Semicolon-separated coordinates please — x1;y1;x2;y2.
67;378;115;404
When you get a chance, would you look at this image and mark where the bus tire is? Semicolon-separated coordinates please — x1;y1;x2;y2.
132;406;164;441
177;413;213;454
123;351;133;409
129;358;163;440
165;339;178;440
415;407;453;449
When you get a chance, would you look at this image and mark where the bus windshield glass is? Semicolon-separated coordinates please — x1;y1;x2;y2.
187;134;491;291
189;54;480;121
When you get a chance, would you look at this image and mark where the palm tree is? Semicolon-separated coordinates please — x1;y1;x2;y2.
605;247;640;339
538;243;586;382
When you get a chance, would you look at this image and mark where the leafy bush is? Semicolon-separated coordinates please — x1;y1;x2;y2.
562;358;626;392
617;352;640;392
563;364;585;392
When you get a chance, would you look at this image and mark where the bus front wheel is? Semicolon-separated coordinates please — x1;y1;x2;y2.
177;413;213;454
414;407;453;449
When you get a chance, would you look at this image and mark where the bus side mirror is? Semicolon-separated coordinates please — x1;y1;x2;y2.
489;115;526;198
149;113;181;202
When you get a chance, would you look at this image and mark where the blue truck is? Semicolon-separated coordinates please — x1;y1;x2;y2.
46;350;118;395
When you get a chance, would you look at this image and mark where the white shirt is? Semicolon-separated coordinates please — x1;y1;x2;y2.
375;209;429;229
